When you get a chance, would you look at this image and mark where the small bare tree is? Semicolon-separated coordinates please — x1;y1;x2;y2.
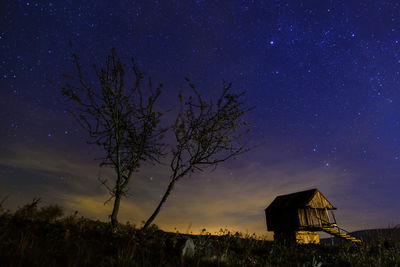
143;79;251;229
61;49;166;229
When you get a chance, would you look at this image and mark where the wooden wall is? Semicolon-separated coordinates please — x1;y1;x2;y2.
273;231;320;244
266;190;335;231
298;208;330;227
266;209;299;231
308;191;334;209
295;231;320;244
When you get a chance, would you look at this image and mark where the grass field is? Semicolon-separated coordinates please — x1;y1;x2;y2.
1;200;399;266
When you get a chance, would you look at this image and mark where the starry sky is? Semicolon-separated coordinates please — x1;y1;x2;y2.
1;0;400;237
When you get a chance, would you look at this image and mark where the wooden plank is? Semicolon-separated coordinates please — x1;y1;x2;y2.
308;191;335;209
295;231;320;244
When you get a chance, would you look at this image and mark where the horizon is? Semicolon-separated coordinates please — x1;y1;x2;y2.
2;0;400;237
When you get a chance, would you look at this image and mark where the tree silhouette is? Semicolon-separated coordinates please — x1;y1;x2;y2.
143;79;251;229
61;49;166;229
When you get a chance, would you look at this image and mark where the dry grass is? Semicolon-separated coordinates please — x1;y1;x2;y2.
0;200;399;266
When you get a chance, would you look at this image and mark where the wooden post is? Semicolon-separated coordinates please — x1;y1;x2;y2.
315;208;321;227
331;210;337;224
325;207;330;224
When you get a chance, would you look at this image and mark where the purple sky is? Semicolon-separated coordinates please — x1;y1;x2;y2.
1;0;400;237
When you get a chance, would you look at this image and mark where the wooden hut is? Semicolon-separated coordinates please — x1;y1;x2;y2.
265;188;362;244
265;188;336;244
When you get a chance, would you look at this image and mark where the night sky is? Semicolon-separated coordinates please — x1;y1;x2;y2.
1;0;400;238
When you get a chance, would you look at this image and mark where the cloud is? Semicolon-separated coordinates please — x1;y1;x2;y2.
1;143;395;239
62;193;148;224
131;159;358;236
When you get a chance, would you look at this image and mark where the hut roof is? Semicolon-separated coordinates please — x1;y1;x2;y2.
265;188;336;210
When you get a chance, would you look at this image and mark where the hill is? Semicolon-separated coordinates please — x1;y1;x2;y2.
1;201;399;266
321;227;400;245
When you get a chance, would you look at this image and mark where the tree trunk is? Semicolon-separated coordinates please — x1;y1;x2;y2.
143;180;175;230
110;191;121;229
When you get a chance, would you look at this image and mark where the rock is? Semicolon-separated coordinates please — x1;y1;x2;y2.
181;237;195;257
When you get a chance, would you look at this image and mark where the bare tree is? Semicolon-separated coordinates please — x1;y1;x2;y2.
143;79;251;229
61;49;166;229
